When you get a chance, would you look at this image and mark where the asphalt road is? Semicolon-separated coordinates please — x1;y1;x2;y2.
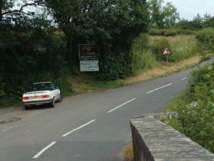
0;58;213;161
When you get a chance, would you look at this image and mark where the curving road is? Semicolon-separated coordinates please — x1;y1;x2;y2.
0;58;213;161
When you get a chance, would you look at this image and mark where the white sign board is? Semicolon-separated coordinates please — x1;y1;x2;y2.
80;60;99;72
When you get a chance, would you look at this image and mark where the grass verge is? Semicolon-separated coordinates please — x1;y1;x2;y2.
122;145;134;161
70;55;201;95
0;55;202;110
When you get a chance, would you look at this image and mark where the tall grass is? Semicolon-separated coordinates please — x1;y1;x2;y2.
167;36;198;62
131;34;158;75
131;34;198;75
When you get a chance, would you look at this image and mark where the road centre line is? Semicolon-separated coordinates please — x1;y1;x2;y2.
0;127;13;134
147;83;172;94
62;119;96;137
182;77;187;80
33;141;56;159
108;98;136;113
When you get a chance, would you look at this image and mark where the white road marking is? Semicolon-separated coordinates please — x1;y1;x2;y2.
62;119;96;137
0;127;13;134
108;98;136;113
182;77;187;80
147;83;172;94
33;141;56;159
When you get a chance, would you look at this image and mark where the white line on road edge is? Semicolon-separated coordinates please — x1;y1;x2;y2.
147;83;172;94
108;98;136;113
182;77;187;80
33;141;56;159
62;119;96;137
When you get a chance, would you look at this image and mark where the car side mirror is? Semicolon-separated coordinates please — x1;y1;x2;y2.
55;86;59;89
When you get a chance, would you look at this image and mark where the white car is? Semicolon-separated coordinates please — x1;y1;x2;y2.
22;82;62;109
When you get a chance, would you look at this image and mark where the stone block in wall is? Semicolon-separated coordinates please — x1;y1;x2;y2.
130;112;214;161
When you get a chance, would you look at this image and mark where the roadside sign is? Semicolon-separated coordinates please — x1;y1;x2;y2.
80;60;99;72
79;44;99;60
79;44;99;72
162;47;172;55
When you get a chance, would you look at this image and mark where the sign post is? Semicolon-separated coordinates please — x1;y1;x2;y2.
79;44;99;72
162;46;172;63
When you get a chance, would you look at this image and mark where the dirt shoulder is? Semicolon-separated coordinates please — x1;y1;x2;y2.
126;55;201;84
0;55;202;124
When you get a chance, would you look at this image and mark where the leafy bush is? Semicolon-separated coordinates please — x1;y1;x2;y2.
149;29;177;36
196;28;214;44
0;23;72;106
163;29;177;36
96;52;132;81
196;28;214;59
149;29;165;36
188;64;214;92
166;63;214;153
131;34;157;75
176;29;195;35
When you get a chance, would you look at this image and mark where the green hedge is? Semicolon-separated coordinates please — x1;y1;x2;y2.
166;63;214;153
149;29;177;36
196;28;214;58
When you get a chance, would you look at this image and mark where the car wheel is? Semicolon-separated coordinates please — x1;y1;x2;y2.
50;98;55;108
25;105;30;110
58;94;63;102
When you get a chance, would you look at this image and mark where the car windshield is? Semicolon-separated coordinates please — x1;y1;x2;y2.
30;83;52;91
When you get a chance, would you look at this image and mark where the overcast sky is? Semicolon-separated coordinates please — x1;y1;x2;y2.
15;0;214;21
164;0;214;20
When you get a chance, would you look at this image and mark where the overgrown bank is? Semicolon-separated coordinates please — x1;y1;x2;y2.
122;59;214;161
163;28;214;154
66;34;202;95
1;28;214;108
0;32;211;108
164;62;214;154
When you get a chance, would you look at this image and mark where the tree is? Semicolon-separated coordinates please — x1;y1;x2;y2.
148;0;164;28
204;16;214;28
44;0;149;65
0;0;46;23
193;13;203;24
0;0;68;99
0;0;13;21
202;13;211;23
162;2;179;28
148;0;179;28
175;19;190;30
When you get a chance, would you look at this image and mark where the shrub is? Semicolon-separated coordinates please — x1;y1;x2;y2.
163;29;177;36
149;29;165;36
131;50;157;75
196;28;214;43
149;29;177;36
96;52;132;81
196;28;214;58
176;29;195;35
166;63;214;153
188;64;214;92
131;34;157;75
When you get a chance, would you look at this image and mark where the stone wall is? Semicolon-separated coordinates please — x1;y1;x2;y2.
130;112;214;161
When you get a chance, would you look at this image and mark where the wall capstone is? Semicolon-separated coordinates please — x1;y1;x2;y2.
130;112;214;161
